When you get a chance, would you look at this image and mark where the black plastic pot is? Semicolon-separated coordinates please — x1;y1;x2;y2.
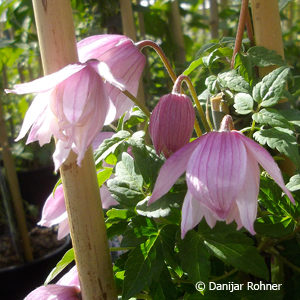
0;237;71;300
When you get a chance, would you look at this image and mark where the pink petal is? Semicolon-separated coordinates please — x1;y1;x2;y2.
186;132;247;218
6;64;85;95
53;140;71;171
92;132;115;150
181;191;217;239
148;138;201;205
236;132;295;203
24;285;80;300
57;266;80;290
15;93;48;141
100;184;118;209
235;153;260;234
38;185;66;227
57;216;70;240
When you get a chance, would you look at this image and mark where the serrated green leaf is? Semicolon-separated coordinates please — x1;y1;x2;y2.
203;240;268;280
178;231;210;283
217;70;250;93
122;235;161;299
44;248;74;285
248;46;285;67
252;67;290;106
136;192;182;219
253;127;300;166
286;174;300;192
94;131;131;166
234;93;254;114
205;75;218;94
234;52;253;84
107;152;144;206
252;108;292;129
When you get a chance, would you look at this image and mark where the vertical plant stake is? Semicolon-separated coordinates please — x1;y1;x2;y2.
31;1;117;299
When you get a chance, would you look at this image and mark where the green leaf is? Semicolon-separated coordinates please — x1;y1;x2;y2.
124;106;148;129
233;93;254;114
286;174;300;192
183;57;203;76
252;67;290;106
178;231;210;283
44;248;74;285
205;75;218;94
107;152;144;206
234;52;253;84
252;108;292;129
122;235;161;299
94;131;131;166
247;46;285;67
279;0;293;11
253;127;300;166
97;168;113;187
280;109;300;128
136;192;182;219
217;70;251;93
203;239;268;280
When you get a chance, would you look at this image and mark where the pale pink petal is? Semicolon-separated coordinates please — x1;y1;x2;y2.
225;203;243;230
181;191;217;239
6;64;85;95
57;216;70;240
235;153;260;234
100;184;118;209
53;140;71;171
148;138;201;205
77;34;126;62
186;132;247;218
236;132;295;203
57;266;80;290
15;93;48;141
24;285;80;300
38;185;66;228
92;132;114;150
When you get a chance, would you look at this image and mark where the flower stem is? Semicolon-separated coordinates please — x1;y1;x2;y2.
231;0;249;69
177;75;211;132
211;268;238;282
122;89;150;118
136;40;177;82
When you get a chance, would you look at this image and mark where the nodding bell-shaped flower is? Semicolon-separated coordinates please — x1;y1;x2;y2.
24;266;80;300
77;34;146;120
149;93;195;158
38;183;118;240
148;115;295;238
5;60;124;170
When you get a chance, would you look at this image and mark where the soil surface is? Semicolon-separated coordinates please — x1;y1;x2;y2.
0;226;65;269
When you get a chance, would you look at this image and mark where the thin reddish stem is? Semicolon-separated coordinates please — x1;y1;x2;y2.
231;0;249;69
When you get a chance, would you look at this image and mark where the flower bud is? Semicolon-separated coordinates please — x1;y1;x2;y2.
149;93;195;157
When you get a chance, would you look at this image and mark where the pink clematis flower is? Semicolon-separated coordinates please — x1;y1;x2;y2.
24;266;80;300
39;183;118;239
148;115;295;238
77;34;146;120
149;93;195;158
6;60;123;169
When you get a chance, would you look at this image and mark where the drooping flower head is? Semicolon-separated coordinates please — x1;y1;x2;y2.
149;93;195;158
77;34;146;119
24;266;80;300
148;115;295;238
6;34;146;169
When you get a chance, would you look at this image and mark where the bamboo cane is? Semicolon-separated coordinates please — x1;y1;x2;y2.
250;0;295;176
0;95;33;262
119;0;145;105
31;1;117;299
250;0;284;76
